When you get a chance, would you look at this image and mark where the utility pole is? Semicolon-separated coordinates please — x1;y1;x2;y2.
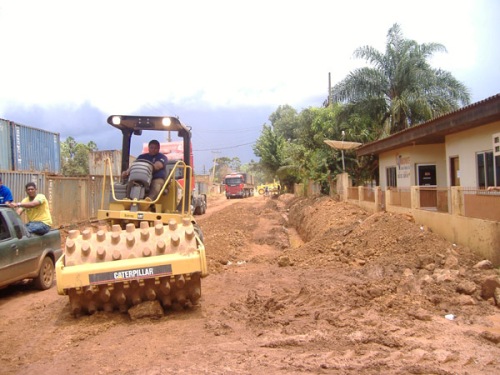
341;130;345;172
211;151;220;184
328;72;332;107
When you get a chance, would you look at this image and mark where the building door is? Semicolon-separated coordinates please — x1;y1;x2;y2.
450;157;460;186
417;164;437;208
417;164;437;186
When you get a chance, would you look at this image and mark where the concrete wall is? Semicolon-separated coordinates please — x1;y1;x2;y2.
446;121;500;187
371;122;500;263
411;208;500;265
379;144;446;189
346;187;500;266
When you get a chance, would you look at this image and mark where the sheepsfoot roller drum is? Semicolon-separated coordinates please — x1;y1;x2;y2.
55;218;208;317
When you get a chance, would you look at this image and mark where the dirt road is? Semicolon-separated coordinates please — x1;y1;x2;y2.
1;194;499;374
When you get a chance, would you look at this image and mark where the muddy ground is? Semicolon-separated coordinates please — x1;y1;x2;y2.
1;193;500;374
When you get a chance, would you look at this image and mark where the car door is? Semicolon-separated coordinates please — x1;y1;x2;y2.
2;210;40;282
0;211;19;286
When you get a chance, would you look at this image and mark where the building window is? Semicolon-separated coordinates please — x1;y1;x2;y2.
476;151;497;188
386;167;397;188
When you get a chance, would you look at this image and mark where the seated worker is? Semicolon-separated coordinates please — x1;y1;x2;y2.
9;182;52;235
122;139;168;200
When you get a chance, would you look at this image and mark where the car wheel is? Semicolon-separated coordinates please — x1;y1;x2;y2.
194;224;204;243
203;195;207;211
34;256;55;290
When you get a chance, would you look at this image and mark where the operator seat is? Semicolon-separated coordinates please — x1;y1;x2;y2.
126;160;154;200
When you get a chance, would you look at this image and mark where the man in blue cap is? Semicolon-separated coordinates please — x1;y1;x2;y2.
0;176;14;204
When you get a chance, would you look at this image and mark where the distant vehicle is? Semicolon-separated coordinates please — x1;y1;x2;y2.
257;180;280;195
223;172;255;199
0;205;62;290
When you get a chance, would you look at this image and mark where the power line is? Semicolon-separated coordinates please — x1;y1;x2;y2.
195;141;255;152
195;126;262;134
138;103;263;133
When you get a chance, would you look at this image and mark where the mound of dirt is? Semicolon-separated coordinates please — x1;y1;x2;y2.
2;193;499;374
201;194;500;373
284;195;499;317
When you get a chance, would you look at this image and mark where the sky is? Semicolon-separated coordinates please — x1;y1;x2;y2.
0;0;499;174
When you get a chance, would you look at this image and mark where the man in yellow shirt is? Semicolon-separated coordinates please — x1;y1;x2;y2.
10;182;52;235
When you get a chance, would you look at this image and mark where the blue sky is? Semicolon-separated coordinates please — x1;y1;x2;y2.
0;0;499;174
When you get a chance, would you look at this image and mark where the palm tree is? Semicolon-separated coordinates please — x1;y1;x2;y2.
332;23;470;135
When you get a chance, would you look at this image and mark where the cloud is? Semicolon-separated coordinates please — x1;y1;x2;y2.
2;100;284;174
0;0;498;175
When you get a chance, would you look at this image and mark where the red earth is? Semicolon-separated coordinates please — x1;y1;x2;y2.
1;193;499;374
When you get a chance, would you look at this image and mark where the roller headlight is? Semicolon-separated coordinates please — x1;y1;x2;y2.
162;117;172;127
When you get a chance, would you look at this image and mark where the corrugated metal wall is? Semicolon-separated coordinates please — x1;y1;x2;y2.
0;120;13;170
47;175;109;227
0;171;46;224
88;150;136;177
46;177;89;226
0;171;45;203
11;122;61;173
0;121;130;227
0;145;166;228
0;172;107;228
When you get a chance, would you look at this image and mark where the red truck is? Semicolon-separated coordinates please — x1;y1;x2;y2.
223;172;255;199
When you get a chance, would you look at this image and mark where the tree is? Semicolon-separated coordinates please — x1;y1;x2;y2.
293;106;346;192
255;105;344;192
332;23;470;136
253;106;305;190
253;124;285;179
209;156;241;183
268;104;299;141
61;137;98;176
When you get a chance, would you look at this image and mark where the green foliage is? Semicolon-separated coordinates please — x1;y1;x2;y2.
246;24;471;191
209;156;242;183
268;104;299;141
332;23;470;135
253;124;285;177
244;160;267;185
61;137;98;176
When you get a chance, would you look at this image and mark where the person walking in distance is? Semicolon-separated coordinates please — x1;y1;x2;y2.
0;176;14;204
122;139;168;200
9;182;52;235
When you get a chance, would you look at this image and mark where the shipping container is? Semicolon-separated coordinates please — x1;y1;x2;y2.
9;120;61;174
88;150;136;177
0;119;13;171
89;150;121;176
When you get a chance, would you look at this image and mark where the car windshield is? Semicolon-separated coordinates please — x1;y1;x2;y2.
225;178;242;185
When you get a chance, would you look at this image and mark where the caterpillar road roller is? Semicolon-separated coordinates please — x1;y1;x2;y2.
55;115;208;316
